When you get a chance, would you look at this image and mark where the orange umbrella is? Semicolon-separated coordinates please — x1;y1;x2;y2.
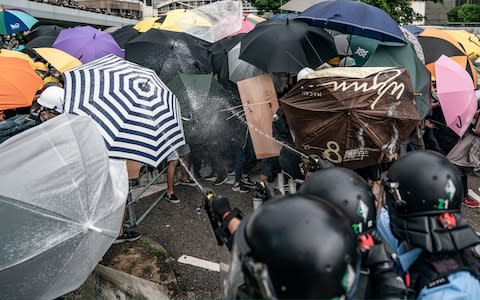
0;57;43;110
418;28;478;87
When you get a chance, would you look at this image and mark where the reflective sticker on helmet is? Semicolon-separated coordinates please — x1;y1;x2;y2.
341;264;355;293
357;200;369;223
437;198;449;210
352;222;362;234
444;179;456;201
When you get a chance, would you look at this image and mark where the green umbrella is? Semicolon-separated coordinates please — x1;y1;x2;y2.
364;42;432;118
167;73;241;145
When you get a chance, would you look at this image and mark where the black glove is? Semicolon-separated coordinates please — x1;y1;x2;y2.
211;196;232;220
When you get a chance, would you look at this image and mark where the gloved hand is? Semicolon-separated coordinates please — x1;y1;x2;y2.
211;196;232;221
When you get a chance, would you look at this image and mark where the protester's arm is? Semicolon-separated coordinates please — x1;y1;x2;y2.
212;196;242;234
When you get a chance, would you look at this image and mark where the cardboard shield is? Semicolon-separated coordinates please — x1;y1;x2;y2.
237;74;282;159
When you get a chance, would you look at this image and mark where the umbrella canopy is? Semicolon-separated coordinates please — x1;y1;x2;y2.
270;13;298;21
418;27;478;87
0;114;128;300
111;25;140;49
125;29;212;83
400;27;425;63
157;9;212;32
229;42;263;82
230;18;256;36
281;67;421;169
239;19;337;73
0;7;38;35
443;29;480;61
64;54;186;167
208;33;245;80
167;73;239;145
280;0;326;12
364;42;432;118
25;25;63;42
34;47;82;73
402;24;424;35
0;57;43;110
0;48;33;66
162;1;243;43
333;34;383;66
25;35;56;48
133;17;162;32
297;0;405;44
435;55;478;137
104;26;120;33
53;26;124;63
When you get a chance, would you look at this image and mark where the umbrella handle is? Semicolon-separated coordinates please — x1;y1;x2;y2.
456;116;463;128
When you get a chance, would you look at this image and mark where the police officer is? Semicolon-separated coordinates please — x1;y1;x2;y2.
212;194;360;299
380;151;480;299
299;167;411;299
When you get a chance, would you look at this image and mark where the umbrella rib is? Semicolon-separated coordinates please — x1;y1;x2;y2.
0;195;91;231
303;33;324;65
286;50;306;69
0;228;85;272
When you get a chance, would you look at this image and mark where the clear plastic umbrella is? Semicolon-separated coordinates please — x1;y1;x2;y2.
179;0;243;43
0;114;128;300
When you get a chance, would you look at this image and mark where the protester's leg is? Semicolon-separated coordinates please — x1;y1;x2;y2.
167;159;178;196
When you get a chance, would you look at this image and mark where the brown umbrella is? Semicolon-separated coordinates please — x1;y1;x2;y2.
281;67;421;169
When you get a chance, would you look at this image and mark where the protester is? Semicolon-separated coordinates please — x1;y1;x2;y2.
164;143;195;204
0;86;64;144
379;151;480;299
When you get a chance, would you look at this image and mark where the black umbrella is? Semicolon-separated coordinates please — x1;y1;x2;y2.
208;33;245;81
111;25;140;49
25;36;56;48
239;19;337;73
25;25;63;42
125;29;212;83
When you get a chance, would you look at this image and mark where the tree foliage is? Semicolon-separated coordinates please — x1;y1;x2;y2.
251;0;282;14
360;0;442;25
250;0;443;24
457;4;480;22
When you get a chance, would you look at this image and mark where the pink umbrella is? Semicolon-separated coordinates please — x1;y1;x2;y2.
230;19;255;36
435;55;478;137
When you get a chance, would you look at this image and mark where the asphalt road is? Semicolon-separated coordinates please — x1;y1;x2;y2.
132;174;480;299
134;176;253;299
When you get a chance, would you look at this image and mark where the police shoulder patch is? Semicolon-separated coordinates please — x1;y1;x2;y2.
427;276;450;289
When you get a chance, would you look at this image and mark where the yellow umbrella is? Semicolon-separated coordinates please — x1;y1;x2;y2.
443;30;480;61
0;49;33;67
33;47;81;73
159;9;212;32
133;17;162;32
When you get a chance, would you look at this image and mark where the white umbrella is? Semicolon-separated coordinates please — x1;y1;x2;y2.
0;114;128;300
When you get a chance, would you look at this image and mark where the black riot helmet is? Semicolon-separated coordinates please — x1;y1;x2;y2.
299;167;377;235
383;151;479;252
224;194;360;300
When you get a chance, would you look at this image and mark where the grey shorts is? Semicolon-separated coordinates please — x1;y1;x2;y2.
167;144;191;162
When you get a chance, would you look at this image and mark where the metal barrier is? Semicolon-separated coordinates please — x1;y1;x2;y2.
124;162;168;228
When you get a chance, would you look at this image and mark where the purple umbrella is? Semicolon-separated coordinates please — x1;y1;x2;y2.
52;26;124;63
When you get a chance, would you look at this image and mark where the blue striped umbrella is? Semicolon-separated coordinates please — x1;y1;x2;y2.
63;54;186;166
